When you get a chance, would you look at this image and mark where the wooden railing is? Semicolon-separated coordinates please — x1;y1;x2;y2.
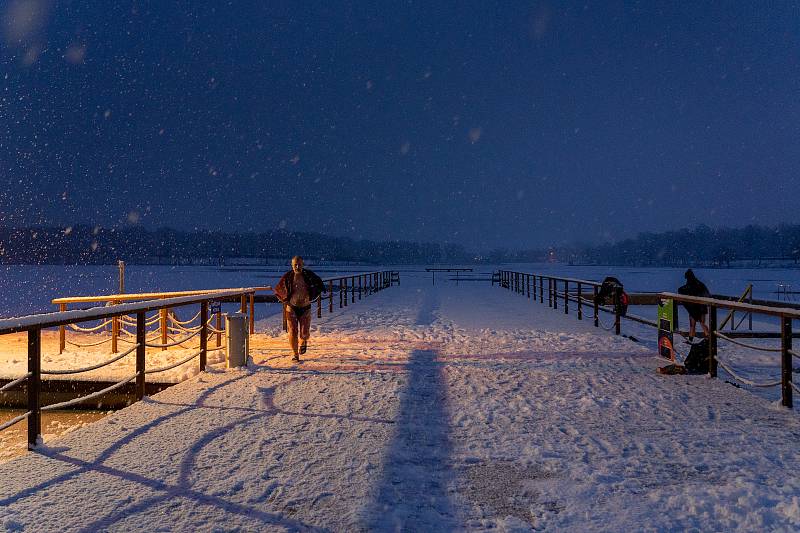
318;270;398;317
1;288;258;449
663;292;798;408
53;287;272;354
496;270;799;408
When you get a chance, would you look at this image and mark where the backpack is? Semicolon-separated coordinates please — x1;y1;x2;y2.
684;339;710;374
594;277;629;316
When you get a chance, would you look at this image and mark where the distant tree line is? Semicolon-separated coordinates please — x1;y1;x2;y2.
572;224;800;267
0;225;472;265
2;224;799;266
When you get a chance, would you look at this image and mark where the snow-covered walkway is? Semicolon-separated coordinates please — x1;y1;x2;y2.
2;272;800;531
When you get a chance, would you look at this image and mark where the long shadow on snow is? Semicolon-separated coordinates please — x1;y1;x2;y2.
363;292;457;530
1;371;317;532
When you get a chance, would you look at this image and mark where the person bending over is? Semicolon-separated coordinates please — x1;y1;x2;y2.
273;256;325;361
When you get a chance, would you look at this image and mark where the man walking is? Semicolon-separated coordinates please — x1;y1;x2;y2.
273;256;326;361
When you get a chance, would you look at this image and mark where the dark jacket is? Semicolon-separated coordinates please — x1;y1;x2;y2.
273;269;326;305
678;269;710;320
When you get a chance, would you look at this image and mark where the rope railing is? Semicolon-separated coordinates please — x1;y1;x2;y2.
120;314;160;326
0;411;31;432
41;344;139;375
41;373;139;411
715;331;783;353
0;373;32;393
716;357;782;388
118;333;158;344
145;350;202;374
167;324;201;335
788;349;799;360
168;311;201;326
68;319;113;333
144;329;201;348
66;336;114;348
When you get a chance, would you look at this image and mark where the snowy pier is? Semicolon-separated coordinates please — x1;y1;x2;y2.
2;271;800;531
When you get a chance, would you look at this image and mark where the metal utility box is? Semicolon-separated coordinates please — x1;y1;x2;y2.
225;312;249;368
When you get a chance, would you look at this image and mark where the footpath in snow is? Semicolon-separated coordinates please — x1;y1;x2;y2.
1;271;800;532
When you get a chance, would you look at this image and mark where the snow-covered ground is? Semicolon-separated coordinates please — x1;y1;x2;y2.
1;270;799;531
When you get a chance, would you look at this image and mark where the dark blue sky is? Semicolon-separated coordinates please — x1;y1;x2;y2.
1;1;798;250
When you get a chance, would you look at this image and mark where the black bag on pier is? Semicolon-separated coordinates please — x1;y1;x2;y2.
684;339;710;375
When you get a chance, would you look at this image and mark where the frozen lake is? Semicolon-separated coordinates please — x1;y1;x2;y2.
1;263;798;319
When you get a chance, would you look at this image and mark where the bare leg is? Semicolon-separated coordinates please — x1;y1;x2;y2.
287;307;300;358
700;315;710;337
689;317;697;340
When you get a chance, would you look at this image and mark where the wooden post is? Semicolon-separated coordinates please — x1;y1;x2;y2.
359;275;362;300
527;275;531;298
216;310;222;347
548;278;553;307
317;291;322;318
27;328;41;449
111;314;119;354
340;279;344;308
613;287;621;335
160;308;168;351
249;293;255;334
553;279;558;310
136;312;146;401
708;305;718;378
539;276;544;304
781;315;792;408
200;302;208;372
577;282;583;320
59;303;66;354
118;260;126;293
593;285;599;327
564;280;569;315
532;274;537;300
352;276;356;303
240;294;246;314
344;278;348;306
329;280;334;313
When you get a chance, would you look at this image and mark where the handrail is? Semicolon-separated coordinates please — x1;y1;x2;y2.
51;287;272;305
660;292;800;320
1;288;255;335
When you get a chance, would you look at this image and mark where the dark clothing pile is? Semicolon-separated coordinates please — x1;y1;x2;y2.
677;269;711;321
594;276;629;316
